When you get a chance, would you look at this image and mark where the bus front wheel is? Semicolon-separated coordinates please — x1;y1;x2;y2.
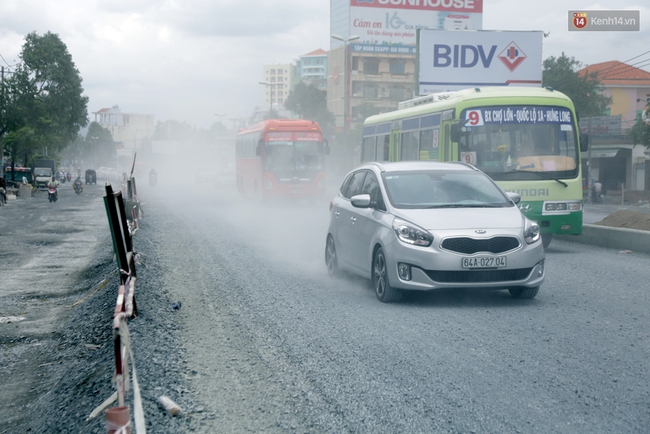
541;233;552;249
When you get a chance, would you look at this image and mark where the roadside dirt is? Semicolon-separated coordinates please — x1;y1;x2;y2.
592;209;650;231
0;184;192;433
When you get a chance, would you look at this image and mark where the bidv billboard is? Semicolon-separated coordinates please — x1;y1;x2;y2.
349;0;483;54
418;30;543;94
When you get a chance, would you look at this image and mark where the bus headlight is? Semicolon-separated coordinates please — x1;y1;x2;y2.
524;218;540;244
544;201;581;213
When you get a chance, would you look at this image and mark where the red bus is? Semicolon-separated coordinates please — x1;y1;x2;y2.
235;119;329;199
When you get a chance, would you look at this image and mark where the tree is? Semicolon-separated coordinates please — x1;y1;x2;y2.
542;53;611;117
2;127;37;181
0;31;88;160
284;82;335;136
627;108;650;149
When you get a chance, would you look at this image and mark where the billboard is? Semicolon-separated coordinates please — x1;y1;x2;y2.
418;30;543;94
349;0;483;48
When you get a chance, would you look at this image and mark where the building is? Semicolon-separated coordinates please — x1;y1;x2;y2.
92;105;155;152
578;61;650;195
296;49;328;91
327;0;483;134
261;64;296;110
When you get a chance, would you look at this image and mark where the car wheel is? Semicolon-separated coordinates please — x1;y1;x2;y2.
372;247;402;303
325;235;341;277
541;233;552;249
509;286;539;299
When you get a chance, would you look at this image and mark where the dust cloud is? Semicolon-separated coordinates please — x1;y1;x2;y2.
136;144;354;282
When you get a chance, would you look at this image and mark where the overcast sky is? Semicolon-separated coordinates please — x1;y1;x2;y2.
0;1;648;130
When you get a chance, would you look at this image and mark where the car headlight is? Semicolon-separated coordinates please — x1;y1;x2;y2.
524;218;540;244
392;218;433;247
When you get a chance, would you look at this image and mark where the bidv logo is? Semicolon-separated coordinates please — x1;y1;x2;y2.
498;42;527;72
433;41;528;72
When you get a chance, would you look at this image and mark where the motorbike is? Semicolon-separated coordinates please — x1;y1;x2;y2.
591;186;603;204
73;181;83;194
48;186;58;202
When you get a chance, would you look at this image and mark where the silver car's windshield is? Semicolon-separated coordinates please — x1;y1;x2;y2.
382;170;512;209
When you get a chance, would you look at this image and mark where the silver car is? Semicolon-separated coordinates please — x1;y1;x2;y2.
325;161;545;302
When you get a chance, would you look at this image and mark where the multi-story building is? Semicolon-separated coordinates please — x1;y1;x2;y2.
328;0;483;133
578;61;650;195
92;105;155;151
261;64;296;110
296;49;328;91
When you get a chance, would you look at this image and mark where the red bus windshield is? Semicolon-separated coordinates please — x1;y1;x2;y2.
236;120;328;199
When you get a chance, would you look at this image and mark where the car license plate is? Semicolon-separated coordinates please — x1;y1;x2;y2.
462;256;507;269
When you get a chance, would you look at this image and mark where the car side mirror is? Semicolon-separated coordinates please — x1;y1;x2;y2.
506;191;521;204
351;193;372;208
580;133;589;152
256;140;263;156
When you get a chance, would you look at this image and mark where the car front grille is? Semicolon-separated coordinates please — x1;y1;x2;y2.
425;268;533;283
441;236;520;254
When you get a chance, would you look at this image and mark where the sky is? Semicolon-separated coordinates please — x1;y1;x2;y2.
0;0;648;130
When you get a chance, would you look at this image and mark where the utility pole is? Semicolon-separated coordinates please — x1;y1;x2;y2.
331;34;360;168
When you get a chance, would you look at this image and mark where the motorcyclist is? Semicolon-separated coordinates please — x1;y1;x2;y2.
73;176;83;193
0;177;6;204
149;168;157;186
48;176;59;199
591;179;603;203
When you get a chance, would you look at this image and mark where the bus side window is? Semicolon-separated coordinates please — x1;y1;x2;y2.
419;129;439;161
362;136;376;162
401;131;419;161
376;134;389;161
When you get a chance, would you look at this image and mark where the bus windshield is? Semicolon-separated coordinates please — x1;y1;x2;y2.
263;140;325;177
458;105;579;181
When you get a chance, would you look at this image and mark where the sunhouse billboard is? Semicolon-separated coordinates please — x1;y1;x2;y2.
347;0;483;55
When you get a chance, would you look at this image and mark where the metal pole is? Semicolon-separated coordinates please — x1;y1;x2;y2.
343;42;349;156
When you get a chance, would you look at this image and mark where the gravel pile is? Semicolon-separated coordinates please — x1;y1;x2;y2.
20;210;195;433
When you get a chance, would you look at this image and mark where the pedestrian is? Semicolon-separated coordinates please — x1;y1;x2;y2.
0;176;6;204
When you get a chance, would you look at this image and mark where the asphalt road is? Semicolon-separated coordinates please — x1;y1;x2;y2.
2;179;649;433
145;180;650;433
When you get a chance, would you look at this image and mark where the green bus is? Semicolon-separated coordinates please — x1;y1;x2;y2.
361;87;589;248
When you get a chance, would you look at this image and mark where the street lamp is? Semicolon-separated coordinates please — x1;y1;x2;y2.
214;113;228;137
90;136;99;169
215;113;227;124
331;34;360;163
259;81;277;115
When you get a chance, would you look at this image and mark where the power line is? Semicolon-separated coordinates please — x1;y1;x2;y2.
0;53;19;68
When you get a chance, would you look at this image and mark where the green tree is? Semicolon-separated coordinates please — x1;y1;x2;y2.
542;53;611;117
262;108;282;121
284;82;335;136
153;120;195;141
1;32;88;163
627;108;650;149
85;122;115;167
2;127;37;181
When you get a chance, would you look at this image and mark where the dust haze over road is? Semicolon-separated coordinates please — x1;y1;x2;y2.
144;172;650;433
2;171;650;433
